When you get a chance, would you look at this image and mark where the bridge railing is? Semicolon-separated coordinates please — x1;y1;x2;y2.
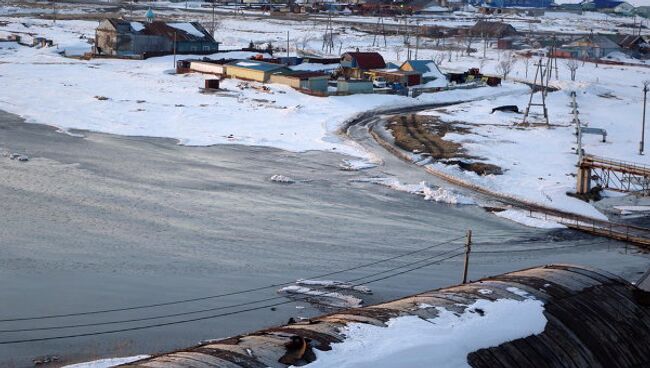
583;155;650;174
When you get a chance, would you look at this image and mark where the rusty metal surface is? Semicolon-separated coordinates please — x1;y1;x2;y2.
122;264;650;368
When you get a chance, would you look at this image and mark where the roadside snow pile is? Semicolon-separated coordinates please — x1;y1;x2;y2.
297;279;372;294
278;285;363;308
303;297;547;368
493;209;566;229
356;177;475;205
62;355;150;368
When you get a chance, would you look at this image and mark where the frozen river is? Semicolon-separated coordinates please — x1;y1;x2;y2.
0;111;648;367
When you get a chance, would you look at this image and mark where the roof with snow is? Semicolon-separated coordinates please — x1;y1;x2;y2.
116;264;650;368
100;19;216;43
226;59;289;72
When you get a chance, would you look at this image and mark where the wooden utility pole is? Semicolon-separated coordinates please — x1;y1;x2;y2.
462;230;472;284
287;30;290;58
173;31;177;69
641;82;648;155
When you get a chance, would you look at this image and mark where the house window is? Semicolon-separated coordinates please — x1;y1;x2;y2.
203;45;210;51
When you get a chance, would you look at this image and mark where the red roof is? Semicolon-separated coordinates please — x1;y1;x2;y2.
344;52;386;70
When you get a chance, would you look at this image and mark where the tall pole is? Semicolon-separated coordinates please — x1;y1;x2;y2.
173;31;177;70
212;1;216;38
53;0;57;24
641;83;648;155
287;30;290;58
462;230;472;284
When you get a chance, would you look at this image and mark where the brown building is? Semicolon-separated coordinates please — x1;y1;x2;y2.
340;51;386;79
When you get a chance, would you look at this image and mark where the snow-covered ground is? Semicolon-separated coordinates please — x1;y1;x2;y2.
415;46;650;219
1;9;647;220
61;355;150;368
303;292;546;368
0;18;519;158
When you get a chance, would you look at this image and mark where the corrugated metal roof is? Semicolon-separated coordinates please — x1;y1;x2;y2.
118;264;650;368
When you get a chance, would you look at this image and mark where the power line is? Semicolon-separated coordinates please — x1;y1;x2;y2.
0;250;465;345
471;239;611;254
0;236;465;323
0;246;465;333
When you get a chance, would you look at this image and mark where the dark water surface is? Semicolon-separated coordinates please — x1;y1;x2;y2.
0;111;647;367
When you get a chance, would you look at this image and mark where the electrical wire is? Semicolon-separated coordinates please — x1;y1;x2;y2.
0;246;466;333
0;250;465;345
0;236;465;323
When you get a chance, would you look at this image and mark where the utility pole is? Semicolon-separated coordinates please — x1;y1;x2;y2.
522;58;549;126
287;30;290;58
52;0;57;24
212;0;216;38
173;31;177;70
462;230;472;284
641;81;649;155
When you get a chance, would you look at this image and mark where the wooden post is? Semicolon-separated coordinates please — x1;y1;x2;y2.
173;31;177;69
462;230;472;284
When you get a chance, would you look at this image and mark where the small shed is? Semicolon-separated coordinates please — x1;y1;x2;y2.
226;60;291;83
400;59;447;87
366;69;422;86
337;79;373;94
270;72;330;93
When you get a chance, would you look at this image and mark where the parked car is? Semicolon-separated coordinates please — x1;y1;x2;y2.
372;76;387;88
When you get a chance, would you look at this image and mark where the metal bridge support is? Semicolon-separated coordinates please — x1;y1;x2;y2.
577;165;591;195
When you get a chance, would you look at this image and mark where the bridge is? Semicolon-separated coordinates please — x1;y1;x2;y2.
577;155;650;196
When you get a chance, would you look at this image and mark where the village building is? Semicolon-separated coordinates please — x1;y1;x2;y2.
94;19;219;57
468;20;518;38
400;59;447;87
269;71;330;94
225;60;291;83
636;6;650;18
555;34;622;59
366;68;422;87
340;51;386;79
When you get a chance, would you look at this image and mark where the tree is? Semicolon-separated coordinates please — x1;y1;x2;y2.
565;58;580;81
433;52;445;66
522;55;531;79
496;52;516;80
393;45;404;61
464;35;476;56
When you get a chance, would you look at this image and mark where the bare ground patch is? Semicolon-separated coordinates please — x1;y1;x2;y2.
386;114;503;176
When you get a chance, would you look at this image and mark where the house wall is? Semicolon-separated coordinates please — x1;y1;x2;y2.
226;66;268;82
301;77;328;92
269;74;302;88
337;80;373;94
190;61;226;75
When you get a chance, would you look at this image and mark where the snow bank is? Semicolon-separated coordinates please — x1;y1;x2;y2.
303;297;546;368
357;177;475;205
493;209;566;229
62;355;150;368
297;279;372;294
278;285;363;308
